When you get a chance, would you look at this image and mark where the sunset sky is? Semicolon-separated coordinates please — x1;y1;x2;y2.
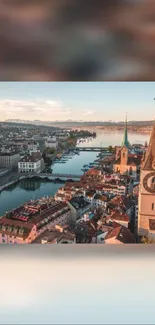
0;82;154;122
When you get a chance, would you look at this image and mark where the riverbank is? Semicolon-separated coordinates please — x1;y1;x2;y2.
73;125;151;135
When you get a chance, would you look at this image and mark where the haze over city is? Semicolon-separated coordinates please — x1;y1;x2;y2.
0;82;154;122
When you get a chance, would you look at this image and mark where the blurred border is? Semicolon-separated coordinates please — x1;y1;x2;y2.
0;0;155;81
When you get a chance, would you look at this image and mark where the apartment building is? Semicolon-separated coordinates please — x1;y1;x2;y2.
0;152;20;168
0;198;71;244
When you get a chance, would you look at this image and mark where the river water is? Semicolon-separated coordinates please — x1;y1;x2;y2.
0;130;150;216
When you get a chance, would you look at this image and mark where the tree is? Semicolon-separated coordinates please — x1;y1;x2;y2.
46;147;56;154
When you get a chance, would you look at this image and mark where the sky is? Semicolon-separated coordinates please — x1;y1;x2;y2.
0;82;155;122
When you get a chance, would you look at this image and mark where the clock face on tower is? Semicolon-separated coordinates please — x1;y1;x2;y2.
143;172;155;193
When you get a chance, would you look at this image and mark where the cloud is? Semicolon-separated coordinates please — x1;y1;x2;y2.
83;109;95;116
0;99;71;121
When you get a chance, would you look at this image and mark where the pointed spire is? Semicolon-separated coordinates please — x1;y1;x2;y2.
122;113;129;148
142;120;155;170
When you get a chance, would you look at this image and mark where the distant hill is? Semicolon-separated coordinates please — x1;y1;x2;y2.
3;119;154;131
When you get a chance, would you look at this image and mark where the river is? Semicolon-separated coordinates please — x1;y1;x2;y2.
0;130;150;216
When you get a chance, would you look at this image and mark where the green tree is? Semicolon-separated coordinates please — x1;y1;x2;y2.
46;147;56;154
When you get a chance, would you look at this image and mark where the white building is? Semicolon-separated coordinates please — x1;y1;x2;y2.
18;152;44;173
45;136;58;149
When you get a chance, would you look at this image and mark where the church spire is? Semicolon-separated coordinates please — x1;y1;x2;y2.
122;113;129;148
142;120;155;170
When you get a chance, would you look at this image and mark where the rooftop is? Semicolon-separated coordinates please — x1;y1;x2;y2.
110;211;129;222
0;198;70;238
114;156;141;166
0;151;19;156
69;196;90;210
20;152;42;163
32;229;75;244
104;224;136;243
108;195;135;211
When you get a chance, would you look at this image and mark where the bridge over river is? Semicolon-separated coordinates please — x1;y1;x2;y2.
21;172;81;181
69;147;111;152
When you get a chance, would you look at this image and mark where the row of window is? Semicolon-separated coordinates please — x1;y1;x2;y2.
2;239;17;244
20;163;35;167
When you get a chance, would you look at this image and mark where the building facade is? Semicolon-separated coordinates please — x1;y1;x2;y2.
0;152;20;168
138;122;155;238
18;152;44;173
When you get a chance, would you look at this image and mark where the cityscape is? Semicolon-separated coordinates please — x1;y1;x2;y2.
0;82;154;244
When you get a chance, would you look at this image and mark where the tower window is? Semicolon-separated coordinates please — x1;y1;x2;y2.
152;203;154;211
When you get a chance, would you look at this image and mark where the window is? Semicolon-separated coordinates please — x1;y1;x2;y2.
152;203;154;211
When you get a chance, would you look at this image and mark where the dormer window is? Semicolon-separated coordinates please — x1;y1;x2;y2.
13;227;18;234
19;228;24;235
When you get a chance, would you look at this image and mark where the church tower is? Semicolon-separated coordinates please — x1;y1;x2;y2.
120;115;129;173
138;121;155;237
122;114;129;149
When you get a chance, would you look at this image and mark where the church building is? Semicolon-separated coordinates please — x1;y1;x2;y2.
113;116;141;179
138;121;155;239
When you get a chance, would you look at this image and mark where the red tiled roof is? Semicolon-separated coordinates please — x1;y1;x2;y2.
0;201;69;228
110;211;129;222
104;226;121;240
0;217;34;230
105;225;136;243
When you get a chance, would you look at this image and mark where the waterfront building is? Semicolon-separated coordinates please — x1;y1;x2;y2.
0;151;20;169
0;198;71;244
138;121;155;239
18;151;44;173
113;116;141;179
